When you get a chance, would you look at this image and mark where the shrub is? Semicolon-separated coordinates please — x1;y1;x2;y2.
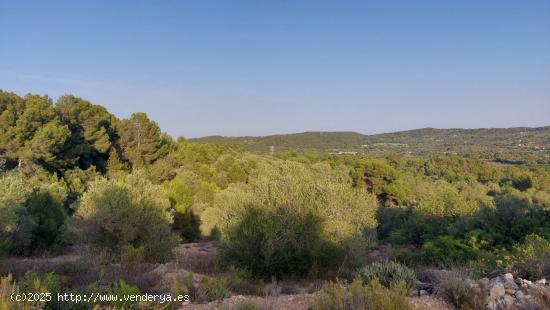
0;171;68;255
440;276;485;310
71;170;179;262
219;206;333;278
311;278;413;310
199;276;230;301
0;274;33;310
18;272;62;310
357;261;416;293
206;159;378;277
418;236;478;266
508;234;550;279
232;300;260;310
109;280;141;309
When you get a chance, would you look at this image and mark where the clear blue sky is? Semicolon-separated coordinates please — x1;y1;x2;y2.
1;1;549;138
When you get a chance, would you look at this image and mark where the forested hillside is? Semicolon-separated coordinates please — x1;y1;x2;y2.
192;127;550;163
1;90;550;309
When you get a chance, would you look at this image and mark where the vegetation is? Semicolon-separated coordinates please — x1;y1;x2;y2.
191;128;550;164
311;278;413;310
1;90;549;307
357;262;416;293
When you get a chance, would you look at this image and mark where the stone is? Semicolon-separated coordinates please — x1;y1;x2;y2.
520;279;533;288
504;279;519;290
478;277;490;287
505;288;517;295
489;283;505;300
419;289;428;296
504;273;514;281
535;278;546;285
515;290;525;300
503;295;515;308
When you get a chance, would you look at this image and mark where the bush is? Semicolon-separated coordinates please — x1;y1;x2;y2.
206;159;378;277
357;262;416;293
0;274;32;310
508;234;550;279
109;280;141;309
18;272;62;310
0;172;68;255
219;206;333;278
440;276;485;310
71;170;179;262
418;236;478;266
311;278;413;310
199;276;231;301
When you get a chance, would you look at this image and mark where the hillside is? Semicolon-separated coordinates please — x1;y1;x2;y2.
191;126;550;159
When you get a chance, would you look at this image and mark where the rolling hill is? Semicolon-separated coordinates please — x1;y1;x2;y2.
190;126;550;159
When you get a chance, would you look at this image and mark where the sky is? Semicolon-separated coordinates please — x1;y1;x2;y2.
1;1;549;138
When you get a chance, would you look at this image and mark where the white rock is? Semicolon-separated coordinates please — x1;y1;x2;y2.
535;278;546;285
419;289;428;296
504;273;514;281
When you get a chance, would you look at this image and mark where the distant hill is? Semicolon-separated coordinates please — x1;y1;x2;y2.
190;126;550;158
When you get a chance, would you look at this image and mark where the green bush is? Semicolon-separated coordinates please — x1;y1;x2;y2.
219;206;332;278
199;276;230;301
311;278;413;310
0;172;68;255
71;170;179;262
17;272;62;310
207;159;378;277
357;262;416;293
109;280;141;309
418;236;478;266
507;234;550;279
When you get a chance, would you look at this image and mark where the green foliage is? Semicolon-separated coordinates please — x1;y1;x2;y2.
199;276;231;301
72;171;179;262
507;234;550;279
219;206;330;278
351;158;408;205
109;280;142;309
356;262;416;293
311;278;413;310
117;112;173;167
0;274;32;310
418;236;478;266
0;171;68;255
18;272;62;310
208;158;378;277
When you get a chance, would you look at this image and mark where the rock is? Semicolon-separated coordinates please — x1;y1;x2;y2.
489;283;505;300
504;273;514;281
535;278;546;285
505;288;517;295
520;278;533;287
503;295;515;308
504;279;519;290
478;277;490;288
515;290;525;300
419;290;428;296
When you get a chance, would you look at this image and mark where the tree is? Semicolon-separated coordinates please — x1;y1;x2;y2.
56;95;119;171
117;113;172;168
